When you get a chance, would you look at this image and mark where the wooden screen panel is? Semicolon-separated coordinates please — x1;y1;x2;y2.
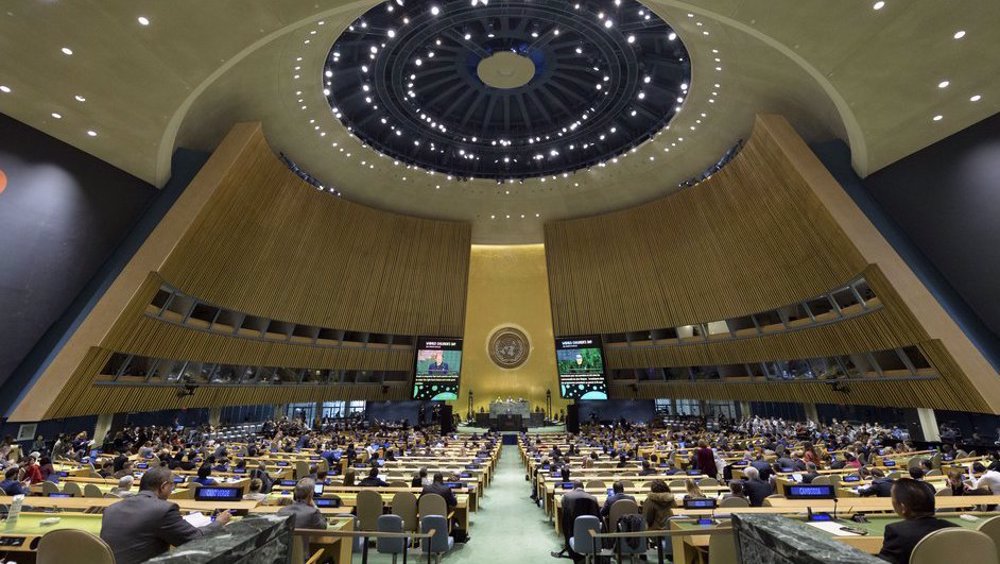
158;127;470;337
37;123;471;419
545;116;866;336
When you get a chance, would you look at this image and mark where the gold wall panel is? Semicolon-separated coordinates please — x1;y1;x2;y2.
457;244;568;415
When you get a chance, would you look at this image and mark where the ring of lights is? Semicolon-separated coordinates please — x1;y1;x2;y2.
324;0;691;180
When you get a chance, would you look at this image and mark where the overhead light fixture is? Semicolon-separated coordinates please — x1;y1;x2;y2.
51;112;62;119
872;1;885;9
87;130;97;137
932;114;943;121
61;47;73;55
970;94;982;102
137;16;150;26
938;80;950;88
0;85;10;93
74;94;86;102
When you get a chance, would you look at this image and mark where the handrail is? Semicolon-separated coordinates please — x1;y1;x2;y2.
577;524;735;564
292;527;438;564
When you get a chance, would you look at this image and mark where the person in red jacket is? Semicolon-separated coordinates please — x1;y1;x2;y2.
692;440;718;478
23;452;44;484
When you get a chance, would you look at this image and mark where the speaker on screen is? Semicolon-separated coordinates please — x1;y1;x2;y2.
440;404;454;434
566;404;580;433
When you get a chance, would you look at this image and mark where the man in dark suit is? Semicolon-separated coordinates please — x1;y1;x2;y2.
741;466;774;507
100;466;231;564
600;481;637;518
277;478;328;530
859;468;896;497
877;478;957;564
428;353;449;374
552;481;599;560
421;473;458;509
800;462;821;484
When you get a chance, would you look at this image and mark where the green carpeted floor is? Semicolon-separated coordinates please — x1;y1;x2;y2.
352;444;563;563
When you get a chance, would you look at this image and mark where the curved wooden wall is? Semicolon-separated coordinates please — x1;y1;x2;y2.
545;115;1000;412
18;123;470;419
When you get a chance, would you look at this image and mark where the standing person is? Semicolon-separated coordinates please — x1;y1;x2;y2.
692;440;718;478
876;479;957;564
100;467;230;564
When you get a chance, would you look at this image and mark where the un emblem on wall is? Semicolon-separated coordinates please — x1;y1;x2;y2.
488;327;530;369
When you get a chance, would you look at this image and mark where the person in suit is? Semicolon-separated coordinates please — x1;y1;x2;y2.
277;478;328;530
859;468;896;497
600;481;636;518
877;478;957;564
100;466;231;564
800;462;821;484
552;481;599;559
428;353;449;374
420;473;458;509
358;466;388;487
411;467;431;488
741;466;774;507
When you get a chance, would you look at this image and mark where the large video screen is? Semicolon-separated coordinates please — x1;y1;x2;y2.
556;336;607;400
412;337;463;401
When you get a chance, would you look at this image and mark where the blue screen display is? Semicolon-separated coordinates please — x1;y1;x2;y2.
684;498;717;509
195;487;242;501
787;485;835;499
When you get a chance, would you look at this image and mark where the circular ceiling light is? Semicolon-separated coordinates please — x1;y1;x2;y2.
322;0;691;180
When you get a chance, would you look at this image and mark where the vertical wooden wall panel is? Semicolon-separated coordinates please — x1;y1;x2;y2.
545;115;1000;413
36;124;471;419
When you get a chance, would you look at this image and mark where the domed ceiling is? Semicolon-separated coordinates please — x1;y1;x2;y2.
0;1;997;244
323;0;690;180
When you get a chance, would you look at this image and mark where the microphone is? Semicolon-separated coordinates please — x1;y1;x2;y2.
833;497;839;521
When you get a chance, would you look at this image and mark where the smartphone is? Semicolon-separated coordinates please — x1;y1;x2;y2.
839;526;869;536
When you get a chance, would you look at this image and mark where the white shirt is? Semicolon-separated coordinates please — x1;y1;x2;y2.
970;470;1000;493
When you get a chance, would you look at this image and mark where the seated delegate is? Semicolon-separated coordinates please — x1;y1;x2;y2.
876;478;957;564
100;467;231;564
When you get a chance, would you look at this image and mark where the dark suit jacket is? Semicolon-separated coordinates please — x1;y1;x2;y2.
742;479;774;507
277;501;328;530
600;493;636;517
422;482;458;508
100;490;222;564
859;478;895;498
877;516;958;564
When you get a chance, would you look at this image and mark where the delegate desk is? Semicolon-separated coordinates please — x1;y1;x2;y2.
264;491;472;531
0;495;260;515
550;488;729;535
272;484;480;512
541;475;711;514
0;512;104;555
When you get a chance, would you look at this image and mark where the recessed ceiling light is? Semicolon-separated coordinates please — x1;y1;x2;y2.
938;80;950;88
74;95;86;102
872;1;885;9
430;6;440;15
932;114;943;121
87;130;97;137
970;94;982;102
0;85;10;93
51;112;62;119
953;30;966;39
61;47;73;55
137;16;150;26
